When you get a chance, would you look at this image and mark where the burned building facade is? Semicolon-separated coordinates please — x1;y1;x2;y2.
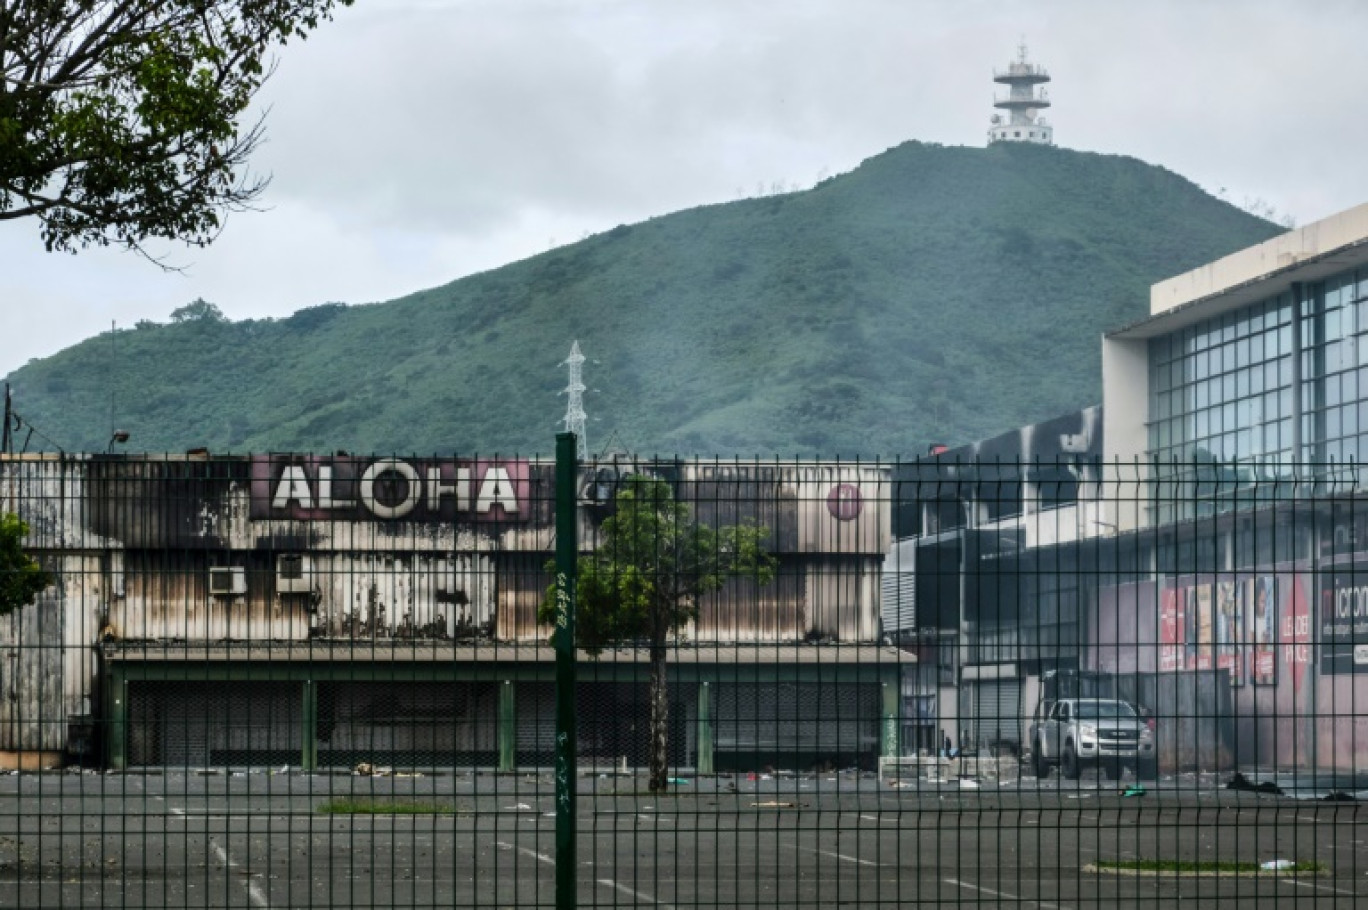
0;453;906;772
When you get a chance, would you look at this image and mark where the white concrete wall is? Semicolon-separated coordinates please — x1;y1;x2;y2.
1102;336;1151;532
1151;203;1368;316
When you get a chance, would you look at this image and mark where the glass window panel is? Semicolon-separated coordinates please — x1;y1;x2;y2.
1328;407;1342;439
1222;402;1236;432
1236;369;1249;398
1358;271;1368;301
1196;381;1209;408
1196;410;1209;437
1326;283;1343;311
1251;365;1265;394
1327;373;1343;407
1328;340;1346;373
1346;404;1359;437
1327;307;1343;340
1343;435;1360;465
1278;388;1293;417
1222;373;1236;400
1278;325;1292;355
1234;397;1249;428
1279;356;1293;387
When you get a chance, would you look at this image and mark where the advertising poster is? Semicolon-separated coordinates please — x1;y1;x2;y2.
1195;583;1213;670
1184;585;1199;669
1320;565;1368;675
1159;587;1182;671
1216;579;1241;684
1249;576;1277;685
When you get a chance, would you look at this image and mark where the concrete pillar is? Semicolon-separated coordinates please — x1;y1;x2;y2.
498;680;516;772
301;680;318;772
106;671;127;771
696;680;713;775
881;676;900;758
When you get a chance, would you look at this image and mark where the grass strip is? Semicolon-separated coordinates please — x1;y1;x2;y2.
318;798;469;816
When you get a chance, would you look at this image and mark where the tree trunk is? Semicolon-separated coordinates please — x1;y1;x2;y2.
648;643;670;792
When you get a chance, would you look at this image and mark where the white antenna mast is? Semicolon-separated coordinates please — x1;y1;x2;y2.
560;340;588;460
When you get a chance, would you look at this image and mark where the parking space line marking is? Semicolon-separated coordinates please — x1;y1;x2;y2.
859;814;895;824
598;878;675;908
1278;878;1358;896
211;843;270;909
946;878;1067;909
794;844;879;867
496;841;554;866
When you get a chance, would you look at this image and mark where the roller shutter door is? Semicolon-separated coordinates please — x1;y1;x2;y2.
970;678;1022;752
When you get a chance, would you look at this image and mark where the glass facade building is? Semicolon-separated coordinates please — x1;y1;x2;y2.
1147;267;1368;523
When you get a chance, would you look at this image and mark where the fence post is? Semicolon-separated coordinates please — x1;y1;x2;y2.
498;680;516;772
554;432;578;909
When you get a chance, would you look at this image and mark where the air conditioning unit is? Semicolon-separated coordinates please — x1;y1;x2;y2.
276;554;313;594
208;567;247;596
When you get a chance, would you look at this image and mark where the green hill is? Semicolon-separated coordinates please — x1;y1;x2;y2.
4;141;1282;456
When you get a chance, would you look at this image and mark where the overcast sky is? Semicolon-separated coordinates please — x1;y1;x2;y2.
4;0;1367;378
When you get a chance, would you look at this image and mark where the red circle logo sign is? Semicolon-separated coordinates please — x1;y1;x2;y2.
826;483;863;521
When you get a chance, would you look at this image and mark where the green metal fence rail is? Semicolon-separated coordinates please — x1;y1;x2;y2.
0;450;1366;906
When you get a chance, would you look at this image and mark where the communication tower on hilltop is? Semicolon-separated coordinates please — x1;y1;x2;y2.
560;341;588;460
988;42;1053;146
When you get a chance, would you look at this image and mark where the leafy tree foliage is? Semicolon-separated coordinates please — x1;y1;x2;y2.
0;1;351;254
170;298;227;323
0;513;52;616
540;475;776;791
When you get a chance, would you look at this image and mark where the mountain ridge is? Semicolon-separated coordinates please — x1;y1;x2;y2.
4;141;1283;456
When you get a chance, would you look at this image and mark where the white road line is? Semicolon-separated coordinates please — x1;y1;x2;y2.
210;842;270;909
1278;878;1359;896
793;844;879;868
496;840;555;866
598;878;675;908
859;813;896;824
946;878;1067;910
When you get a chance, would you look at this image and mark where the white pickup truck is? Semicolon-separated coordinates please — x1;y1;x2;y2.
1030;697;1157;781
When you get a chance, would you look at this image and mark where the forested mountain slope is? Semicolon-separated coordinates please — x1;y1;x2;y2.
5;142;1282;456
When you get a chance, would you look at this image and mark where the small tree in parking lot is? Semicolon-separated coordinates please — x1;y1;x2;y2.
1;513;52;616
541;475;776;792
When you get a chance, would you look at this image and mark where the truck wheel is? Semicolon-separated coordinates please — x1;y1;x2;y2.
1062;743;1081;780
1138;759;1158;781
1033;742;1050;779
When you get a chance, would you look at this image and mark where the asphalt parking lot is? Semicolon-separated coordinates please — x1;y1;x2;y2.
0;766;1363;908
